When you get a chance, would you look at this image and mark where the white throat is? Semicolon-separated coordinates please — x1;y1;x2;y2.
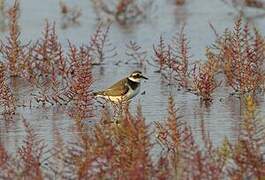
128;77;141;83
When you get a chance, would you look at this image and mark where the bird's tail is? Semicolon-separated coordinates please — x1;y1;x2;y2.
92;91;103;96
92;92;98;96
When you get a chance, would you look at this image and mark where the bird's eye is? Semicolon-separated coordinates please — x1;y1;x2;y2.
133;74;141;78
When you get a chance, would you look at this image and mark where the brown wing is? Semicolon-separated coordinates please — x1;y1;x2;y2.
101;78;129;96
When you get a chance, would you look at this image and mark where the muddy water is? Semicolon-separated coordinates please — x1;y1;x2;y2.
1;0;265;153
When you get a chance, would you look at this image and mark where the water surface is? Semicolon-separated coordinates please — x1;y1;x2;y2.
1;0;265;153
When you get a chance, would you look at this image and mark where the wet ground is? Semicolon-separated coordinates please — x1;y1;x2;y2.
1;0;265;153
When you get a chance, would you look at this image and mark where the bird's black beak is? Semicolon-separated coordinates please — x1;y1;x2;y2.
141;75;148;80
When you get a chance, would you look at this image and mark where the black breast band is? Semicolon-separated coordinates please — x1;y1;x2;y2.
127;78;140;90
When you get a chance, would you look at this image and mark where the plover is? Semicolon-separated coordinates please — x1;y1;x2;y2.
93;71;148;103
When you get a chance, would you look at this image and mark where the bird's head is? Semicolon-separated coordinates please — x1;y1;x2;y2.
128;71;148;83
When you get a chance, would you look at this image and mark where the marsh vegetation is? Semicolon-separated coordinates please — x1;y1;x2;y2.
0;0;265;179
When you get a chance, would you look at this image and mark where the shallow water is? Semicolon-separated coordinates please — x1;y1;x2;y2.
1;0;265;154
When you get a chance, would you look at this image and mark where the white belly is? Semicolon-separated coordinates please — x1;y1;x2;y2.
126;86;140;99
97;86;140;103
